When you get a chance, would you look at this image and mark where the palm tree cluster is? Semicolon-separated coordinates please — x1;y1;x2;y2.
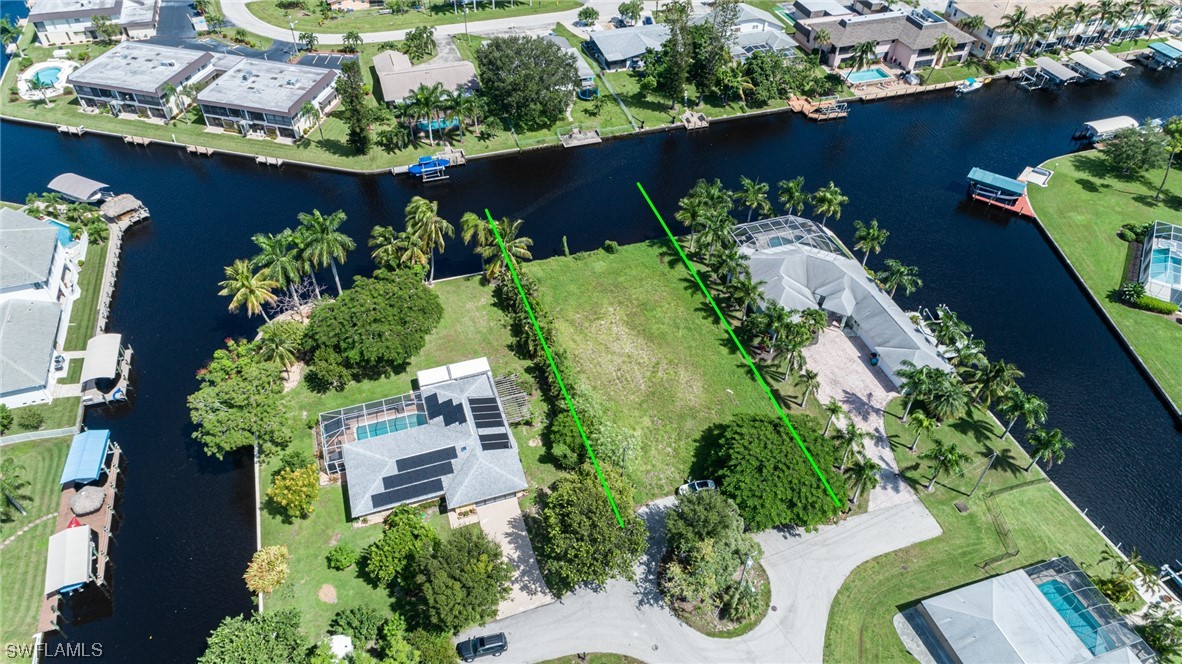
819;398;882;505
220;208;355;321
369;196;454;283
992;0;1173;60
381;83;483;151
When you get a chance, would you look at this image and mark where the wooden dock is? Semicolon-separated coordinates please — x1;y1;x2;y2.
256;156;284;167
56;125;85;136
186;145;215;156
789;96;850;121
122;135;151;146
560;127;603;148
970;192;1036;217
434;147;466;166
679;110;710;130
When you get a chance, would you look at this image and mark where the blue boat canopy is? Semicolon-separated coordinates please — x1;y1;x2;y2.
1149;41;1182;59
61;430;111;485
967;168;1026;196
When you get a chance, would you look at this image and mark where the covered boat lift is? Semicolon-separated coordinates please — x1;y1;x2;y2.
1067;51;1119;79
966;167;1035;217
99;194;150;230
1087;50;1133;77
1142;40;1182;69
43;525;94;597
80;334;133;406
47;173;111;204
1075;116;1139;142
61;430;114;486
1019;57;1080;90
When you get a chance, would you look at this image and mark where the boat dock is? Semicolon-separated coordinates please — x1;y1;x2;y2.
560;126;603;148
966;167;1036;217
122;135;151;146
789;96;850;121
56;125;86;136
256;156;284;167
186;145;214;156
680;110;710;130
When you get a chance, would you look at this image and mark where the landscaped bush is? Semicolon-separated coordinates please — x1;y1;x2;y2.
0;405;12;434
1117;227;1136;242
267;464;320;519
1133;295;1179;314
14;408;44;431
406;630;458;664
329;606;386;645
662;490;761;613
278;448;314;472
377;614;417;662
603;240;620;254
326;543;360;570
544;410;586;469
364;506;438;587
1118;280;1146;304
1120;222;1152;243
723;579;762;622
244;545;290;594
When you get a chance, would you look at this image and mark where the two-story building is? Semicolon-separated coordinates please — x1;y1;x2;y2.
0;209;82;408
68;42;215;120
27;0;160;45
693;3;799;60
196;59;338;140
794;2;973;70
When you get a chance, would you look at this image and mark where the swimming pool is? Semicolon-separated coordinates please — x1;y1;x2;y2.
416;118;459;132
1148;247;1181;284
355;413;427;440
47;219;74;246
1037;580;1105;652
847;67;891;84
33;66;62;86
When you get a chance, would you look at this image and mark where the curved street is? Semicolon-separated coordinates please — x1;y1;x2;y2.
457;499;942;664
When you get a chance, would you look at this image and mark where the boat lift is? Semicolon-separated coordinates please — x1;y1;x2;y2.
408;156;449;182
966;167;1035;217
1018;57;1081;91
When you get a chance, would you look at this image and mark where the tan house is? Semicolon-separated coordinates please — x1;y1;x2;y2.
372;50;479;105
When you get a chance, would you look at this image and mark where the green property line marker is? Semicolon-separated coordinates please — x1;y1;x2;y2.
635;183;844;509
484;209;627;528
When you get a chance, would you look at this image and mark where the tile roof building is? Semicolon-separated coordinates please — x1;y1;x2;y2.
792;3;973;70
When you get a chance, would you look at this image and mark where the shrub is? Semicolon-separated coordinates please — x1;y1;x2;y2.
329;606;386;645
1120;222;1152;243
406;630;458;664
1118;280;1146;304
327;543;360;570
545;411;585;469
1116;227;1136;242
267;464;320;519
378;614;417;662
1133;295;1179;314
0;404;12;434
603;240;620;254
18;56;32;70
723;580;762;622
364;506;438;587
244;545;289;594
15;408;44;431
278;448;314;472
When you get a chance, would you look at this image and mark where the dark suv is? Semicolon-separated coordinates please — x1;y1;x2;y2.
456;633;508;662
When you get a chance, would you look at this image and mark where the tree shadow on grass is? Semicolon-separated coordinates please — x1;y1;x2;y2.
1073;154;1152;191
985;444;1026;478
947;410;995;444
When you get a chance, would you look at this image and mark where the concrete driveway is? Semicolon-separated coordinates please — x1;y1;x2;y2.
476;498;555;620
803;327;915;512
458;499;941;663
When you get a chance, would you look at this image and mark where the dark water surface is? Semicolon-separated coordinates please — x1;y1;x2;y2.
2;19;1181;660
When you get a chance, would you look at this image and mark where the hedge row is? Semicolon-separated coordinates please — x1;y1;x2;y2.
1131;295;1180;315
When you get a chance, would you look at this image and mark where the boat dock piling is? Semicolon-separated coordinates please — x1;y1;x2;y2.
255;156;284;167
55;125;85;136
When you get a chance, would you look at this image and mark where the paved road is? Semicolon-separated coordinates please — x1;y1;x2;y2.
458;499;942;664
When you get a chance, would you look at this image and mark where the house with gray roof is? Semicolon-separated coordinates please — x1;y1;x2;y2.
196;58;338;141
28;0;160;46
544;35;597;89
734;216;950;388
373;49;480;105
325;358;528;519
693;3;799;60
904;557;1155;663
586;24;671;71
0;208;79;348
0;300;65;408
794;5;973;70
68;42;216;120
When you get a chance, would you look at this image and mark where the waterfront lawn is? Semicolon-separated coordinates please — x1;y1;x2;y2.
65;242;106;352
1104;37;1165;53
0;437;71;652
525;242;819;502
247;0;581;34
917;59;1020;85
63;359;83;385
824;398;1132;663
10;398;80;433
1027;152;1182;410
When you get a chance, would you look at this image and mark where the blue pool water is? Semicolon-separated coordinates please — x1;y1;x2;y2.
355;413;427;440
47;219;73;246
416;118;459;131
33;66;61;86
847;67;890;84
1037;580;1104;652
1148;247;1181;283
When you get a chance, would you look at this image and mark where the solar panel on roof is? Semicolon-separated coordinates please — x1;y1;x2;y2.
480;441;512;451
381;461;453;491
396;446;458;472
472;413;504;426
468;403;501;414
468;397;498;406
371;478;444;509
478;432;510;444
425;392;468;426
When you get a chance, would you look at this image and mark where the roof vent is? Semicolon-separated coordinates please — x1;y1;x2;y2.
286;78;297;86
242;69;253;80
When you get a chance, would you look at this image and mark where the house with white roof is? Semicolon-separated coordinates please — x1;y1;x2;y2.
372;49;480;105
68;42;217;120
196;58;338;140
27;0;160;45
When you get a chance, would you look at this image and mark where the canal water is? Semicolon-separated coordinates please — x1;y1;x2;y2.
2;16;1180;660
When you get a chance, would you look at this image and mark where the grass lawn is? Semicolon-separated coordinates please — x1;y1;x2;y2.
63;359;83;384
916;59;1020;86
247;0;580;34
1104;37;1166;53
824;398;1133;663
0;437;71;652
525;242;821;502
265;276;555;633
65;242;106;352
1027;152;1182;410
10;398;80;433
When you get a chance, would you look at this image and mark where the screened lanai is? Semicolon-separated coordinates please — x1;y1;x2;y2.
731;215;843;254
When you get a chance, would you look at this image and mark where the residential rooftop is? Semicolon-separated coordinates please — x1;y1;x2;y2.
196;59;336;116
588;24;671;62
68;42;212;96
0;299;62;395
0;208;58;290
948;0;1091;27
806;8;973;49
372;50;479;103
544;35;596;81
29;0;158;26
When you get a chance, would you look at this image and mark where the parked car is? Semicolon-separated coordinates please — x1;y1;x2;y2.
456;633;508;662
610;16;628;28
676;479;716;495
643;15;654;24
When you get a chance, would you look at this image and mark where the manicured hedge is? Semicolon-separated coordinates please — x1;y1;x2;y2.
1132;296;1180;315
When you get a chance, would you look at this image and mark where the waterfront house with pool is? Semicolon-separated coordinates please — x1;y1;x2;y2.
28;0;160;46
196;59;338;141
792;3;972;70
693;3;799;60
901;557;1155;662
372;49;480;106
1140;220;1182;306
318;358;528;520
67;42;216;121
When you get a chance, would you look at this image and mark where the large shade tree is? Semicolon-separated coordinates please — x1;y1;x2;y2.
476;35;578;129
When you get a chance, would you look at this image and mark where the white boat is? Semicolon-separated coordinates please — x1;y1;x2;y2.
956;77;984;94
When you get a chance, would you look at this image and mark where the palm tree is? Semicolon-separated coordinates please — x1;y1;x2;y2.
697;209;736;261
838;422;872;469
251;230;304;308
799;369;820;408
711;245;748;285
929;305;970;348
879;259;922;297
404;196;453;284
852;219;889;266
479;217;533;283
297;209;354;294
459;210;493;270
301;101;325;141
963;359;1024;407
932;33;960;69
369;225;404;270
29;77;55;107
896;360;939;421
256;322;299;369
452;92;482;135
958;14;986;35
926;374;970;423
392;229;429;268
0;457;31;520
919;438;968;491
999;7;1030;56
811;182;848;228
813;28;832;56
218;260;279;321
845;40;880;79
1044;6;1072;47
0;17;24;59
1094;0;1118;41
907;411;937;452
844;452;882;504
736;176;772;223
823;397;844;436
410;82;445;144
675;192;710;253
1148;4;1173;37
1026;427;1073;471
777;177;808;216
728;275;765;321
945;337;986;368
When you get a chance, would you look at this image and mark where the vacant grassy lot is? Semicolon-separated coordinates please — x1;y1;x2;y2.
526;242;820;501
0;437;71;652
65;242;106;352
1027;152;1182;410
248;0;580;34
824;398;1128;662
